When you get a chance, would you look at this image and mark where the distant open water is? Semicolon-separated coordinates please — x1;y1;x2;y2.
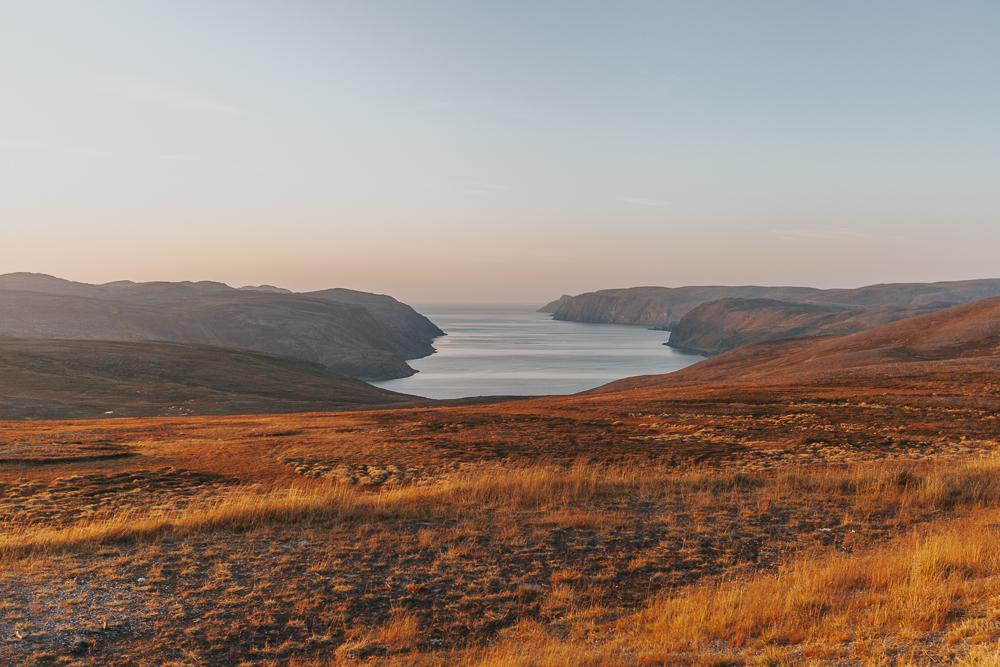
371;307;704;399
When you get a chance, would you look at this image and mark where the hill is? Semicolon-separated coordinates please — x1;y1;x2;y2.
2;298;998;664
665;297;929;355
547;285;819;327
604;296;1000;391
546;279;1000;328
537;294;574;313
303;288;444;360
0;338;419;419
0;273;443;380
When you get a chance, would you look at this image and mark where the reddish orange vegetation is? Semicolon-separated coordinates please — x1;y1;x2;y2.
0;299;998;664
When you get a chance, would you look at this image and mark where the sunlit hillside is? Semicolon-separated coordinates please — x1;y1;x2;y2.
2;300;998;664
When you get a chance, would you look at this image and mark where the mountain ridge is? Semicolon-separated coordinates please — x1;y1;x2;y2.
546;279;1000;329
597;296;1000;392
0;273;443;380
664;297;932;356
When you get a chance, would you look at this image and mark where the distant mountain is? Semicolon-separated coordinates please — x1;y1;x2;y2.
806;280;1000;309
600;296;1000;391
545;280;1000;329
665;298;931;356
538;295;573;313
546;285;821;328
239;284;293;294
0;338;418;419
0;272;104;297
0;273;443;380
303;288;444;360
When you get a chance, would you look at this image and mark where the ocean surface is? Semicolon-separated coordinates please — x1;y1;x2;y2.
371;307;704;399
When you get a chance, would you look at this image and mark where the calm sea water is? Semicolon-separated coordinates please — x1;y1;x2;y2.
371;307;704;399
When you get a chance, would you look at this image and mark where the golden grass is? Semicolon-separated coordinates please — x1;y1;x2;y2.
5;457;1000;665
5;455;1000;663
446;509;1000;667
772;459;1000;514
7;456;1000;563
377;610;422;651
631;524;998;651
2;353;996;665
0;485;384;559
330;610;423;662
401;454;1000;518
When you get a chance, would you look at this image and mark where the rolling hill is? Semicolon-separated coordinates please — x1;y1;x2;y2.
545;279;1000;328
544;285;820;327
0;338;419;419
2;298;998;665
664;297;931;356
0;273;443;380
601;296;1000;391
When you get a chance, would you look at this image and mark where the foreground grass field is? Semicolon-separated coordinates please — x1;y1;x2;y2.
2;300;998;664
1;391;999;665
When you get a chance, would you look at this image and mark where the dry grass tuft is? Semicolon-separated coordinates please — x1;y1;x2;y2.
458;511;1000;665
377;610;422;652
7;457;1000;561
0;484;383;559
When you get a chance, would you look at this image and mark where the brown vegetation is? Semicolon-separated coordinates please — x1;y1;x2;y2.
0;338;419;420
1;298;998;664
548;279;1000;328
664;297;928;356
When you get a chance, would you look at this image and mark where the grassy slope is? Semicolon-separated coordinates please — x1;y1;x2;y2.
664;297;931;356
603;296;1000;390
0;338;419;419
0;299;998;664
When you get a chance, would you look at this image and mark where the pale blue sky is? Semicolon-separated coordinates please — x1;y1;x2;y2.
2;1;998;302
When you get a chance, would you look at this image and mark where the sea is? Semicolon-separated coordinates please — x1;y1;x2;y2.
371;306;704;399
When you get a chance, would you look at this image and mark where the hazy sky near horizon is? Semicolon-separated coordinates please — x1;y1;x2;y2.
2;1;998;303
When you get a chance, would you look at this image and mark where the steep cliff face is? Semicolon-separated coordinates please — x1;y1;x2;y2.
0;274;443;380
665;298;928;356
547;280;1000;329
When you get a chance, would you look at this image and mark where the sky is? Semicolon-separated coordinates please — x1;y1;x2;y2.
2;1;998;304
